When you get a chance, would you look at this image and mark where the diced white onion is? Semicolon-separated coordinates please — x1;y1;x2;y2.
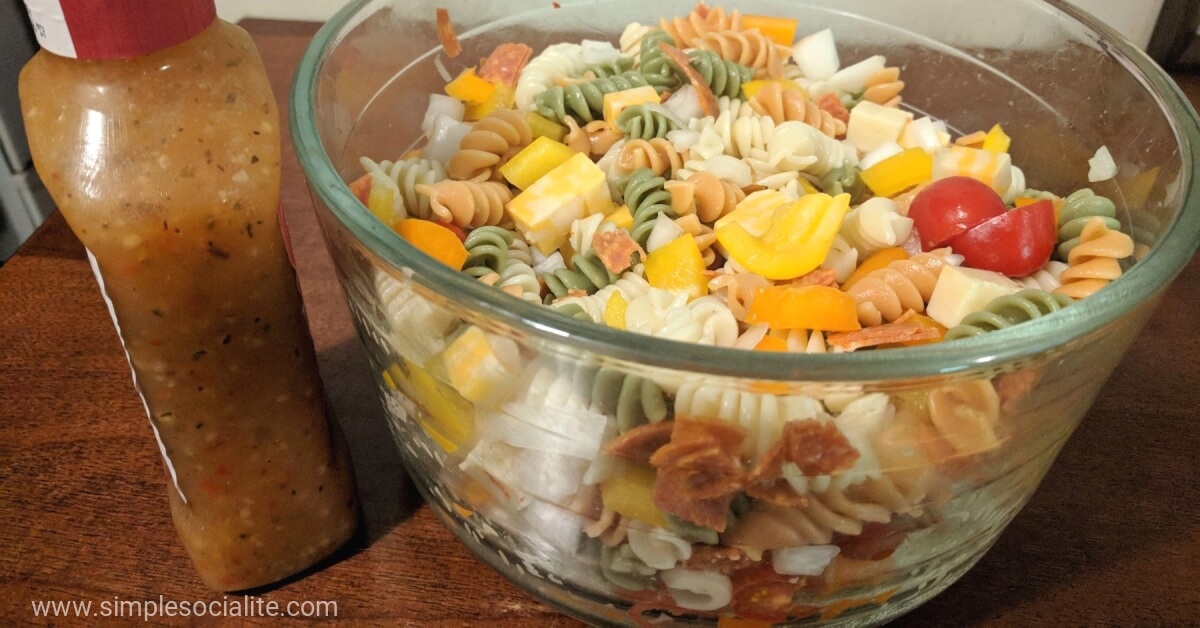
663;85;704;122
667;129;701;153
646;213;685;253
773;545;841;576
421;94;466;137
423;114;472;164
581;39;620;65
534;250;566;275
702;155;753;187
828;55;886;94
1088;145;1117;182
857;141;904;171
792;28;840;80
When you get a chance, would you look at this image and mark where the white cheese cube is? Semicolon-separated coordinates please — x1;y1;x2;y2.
846;101;913;154
932;146;1014;197
508;152;614;254
927;265;1022;328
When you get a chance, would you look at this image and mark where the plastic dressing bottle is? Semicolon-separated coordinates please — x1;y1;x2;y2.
19;0;360;590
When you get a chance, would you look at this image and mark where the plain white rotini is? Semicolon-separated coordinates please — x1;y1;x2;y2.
619;22;652;59
1018;260;1069;291
359;156;447;221
673;382;828;461
661;568;733;612
766;121;847;177
839;197;914;256
623;289;739;347
374;270;457;363
515;43;587;111
820;234;859;283
626;526;693;570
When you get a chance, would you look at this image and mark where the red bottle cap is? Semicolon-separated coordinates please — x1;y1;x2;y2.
23;0;217;60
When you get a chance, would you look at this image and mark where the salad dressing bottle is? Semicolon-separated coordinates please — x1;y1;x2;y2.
18;0;359;590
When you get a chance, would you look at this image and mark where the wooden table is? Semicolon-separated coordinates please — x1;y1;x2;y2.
2;19;1198;626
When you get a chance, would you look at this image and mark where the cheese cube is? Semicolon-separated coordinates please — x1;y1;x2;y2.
442;325;521;408
603;86;660;125
846;101;913;154
932;146;1014;197
508;152;615;254
926;265;1022;328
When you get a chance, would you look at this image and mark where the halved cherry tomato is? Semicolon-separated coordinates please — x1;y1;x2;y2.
907;176;1006;250
948;199;1056;277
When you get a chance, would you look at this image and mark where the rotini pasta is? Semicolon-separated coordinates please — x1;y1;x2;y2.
1056;188;1122;261
766;120;847;176
615;104;682;140
515;43;586;111
839;197;914;257
749;82;845;137
462;225;513;278
861;66;904;108
534;72;658;125
622;168;678;246
693;29;792;79
447;108;532;182
659;4;742;49
944;289;1073;340
1053;217;1135;300
684;50;754;99
617;138;686;178
591;367;670;433
624;289;739;346
563;117;624;157
415;179;512;228
673;383;828;460
1017;260;1069;292
847;250;956;326
359;156;447;221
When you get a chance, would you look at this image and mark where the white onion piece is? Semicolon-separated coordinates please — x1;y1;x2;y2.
899;117;947;154
663;85;703;122
1088;145;1117;182
424;114;471;164
534;250;566;275
828;55;886;94
421;94;466;136
702;155;753;187
857;142;904;171
667;129;700;153
646;213;685;253
733;324;770;350
773;545;841;576
792;28;840;80
581;39;620;65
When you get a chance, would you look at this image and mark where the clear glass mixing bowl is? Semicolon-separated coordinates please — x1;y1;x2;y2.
291;1;1200;624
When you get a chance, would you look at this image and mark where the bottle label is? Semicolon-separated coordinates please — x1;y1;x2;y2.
85;248;188;504
22;0;216;60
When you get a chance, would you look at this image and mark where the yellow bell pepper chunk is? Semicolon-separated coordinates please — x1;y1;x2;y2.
393;219;468;270
604;206;634;231
741;15;799;46
644;234;709;299
526;111;567;142
715;190;792;237
603;86;660;124
740;79;806;100
1116;166;1160;210
601;464;668;528
842;247;909;291
747;285;861;331
385;359;473;453
465;82;515;120
797;177;820;196
716;193;851;281
860;147;933;198
367;180;397;224
1013;196;1041;208
604;291;629;330
445;68;495;106
499;136;580;190
981;123;1011;154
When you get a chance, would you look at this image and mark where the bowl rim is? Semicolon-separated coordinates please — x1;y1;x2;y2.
289;0;1200;382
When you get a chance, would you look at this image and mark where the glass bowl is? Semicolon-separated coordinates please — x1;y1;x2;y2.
291;0;1200;624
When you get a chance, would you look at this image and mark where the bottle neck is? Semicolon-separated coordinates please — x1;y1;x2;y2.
23;0;216;60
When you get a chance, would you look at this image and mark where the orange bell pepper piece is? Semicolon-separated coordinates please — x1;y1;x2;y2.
393;218;469;270
742;14;799;46
842;247;909;291
747;285;861;331
753;335;789;352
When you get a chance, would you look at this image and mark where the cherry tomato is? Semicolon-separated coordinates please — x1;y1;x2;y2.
907;176;1007;249
948;199;1056;277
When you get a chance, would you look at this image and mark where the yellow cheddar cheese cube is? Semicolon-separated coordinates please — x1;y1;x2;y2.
442;325;520;408
508;152;615;254
603;86;660;125
932;146;1014;197
604;206;634;231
